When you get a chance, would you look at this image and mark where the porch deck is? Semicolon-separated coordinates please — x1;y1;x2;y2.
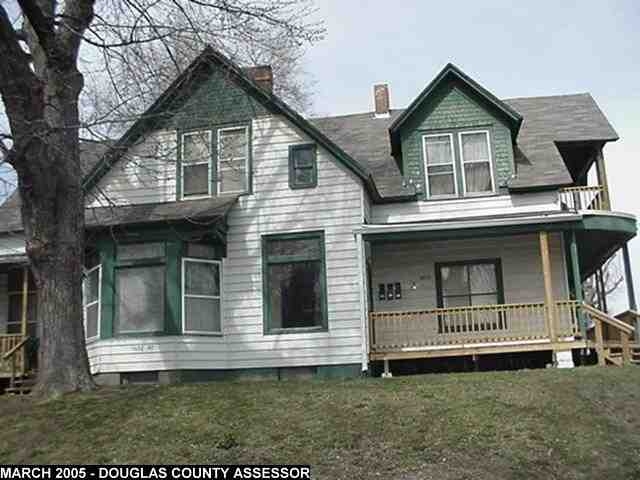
368;300;584;361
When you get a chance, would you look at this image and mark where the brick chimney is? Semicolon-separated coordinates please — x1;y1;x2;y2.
244;65;273;93
374;84;390;118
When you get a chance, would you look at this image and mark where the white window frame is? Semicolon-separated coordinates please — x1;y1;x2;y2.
458;130;495;196
181;257;223;335
217;126;249;195
422;133;458;199
180;129;213;200
83;264;102;341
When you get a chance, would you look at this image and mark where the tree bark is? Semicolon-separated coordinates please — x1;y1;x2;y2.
15;60;95;395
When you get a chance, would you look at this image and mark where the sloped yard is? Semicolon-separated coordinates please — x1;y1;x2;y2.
1;367;640;479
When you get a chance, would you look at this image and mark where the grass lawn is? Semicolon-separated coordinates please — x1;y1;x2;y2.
1;366;640;479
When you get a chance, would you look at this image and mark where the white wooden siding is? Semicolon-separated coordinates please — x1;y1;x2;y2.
88;130;177;207
371;191;560;224
370;233;569;313
86;115;366;373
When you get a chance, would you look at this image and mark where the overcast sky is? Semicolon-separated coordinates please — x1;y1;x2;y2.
1;0;638;311
303;0;640;312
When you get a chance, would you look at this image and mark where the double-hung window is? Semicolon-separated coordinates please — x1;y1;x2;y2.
289;144;317;189
182;257;222;334
263;232;327;333
459;131;494;194
218;126;249;194
435;259;505;333
181;130;212;198
423;134;457;198
114;242;166;335
83;264;101;340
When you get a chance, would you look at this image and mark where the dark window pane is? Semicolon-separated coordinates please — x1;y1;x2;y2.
83;268;100;304
183;164;209;196
268;261;322;329
294;167;314;185
8;293;37;324
185;297;221;333
8;269;36;292
428;173;455;196
186;243;217;259
267;237;321;258
115;266;165;334
293;147;314;168
185;261;220;296
86;303;99;338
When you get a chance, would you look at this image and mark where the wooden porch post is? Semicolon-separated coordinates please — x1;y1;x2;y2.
621;243;639;340
539;231;557;342
595;149;611;210
568;231;586;339
20;266;28;376
20;266;28;338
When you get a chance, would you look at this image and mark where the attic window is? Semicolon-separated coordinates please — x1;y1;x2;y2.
218;126;249;194
423;134;457;198
459;131;494;194
181;130;212;198
288;144;317;189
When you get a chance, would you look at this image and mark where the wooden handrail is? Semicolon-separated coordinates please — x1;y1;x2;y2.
558;185;607;211
2;336;30;361
583;303;635;336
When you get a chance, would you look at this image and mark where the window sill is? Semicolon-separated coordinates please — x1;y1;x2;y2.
264;326;328;336
182;331;224;337
423;192;500;202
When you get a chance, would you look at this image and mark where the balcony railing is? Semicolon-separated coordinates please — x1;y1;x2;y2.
369;300;580;352
559;185;608;211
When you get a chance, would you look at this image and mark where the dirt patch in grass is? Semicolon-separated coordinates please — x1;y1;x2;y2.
1;367;640;479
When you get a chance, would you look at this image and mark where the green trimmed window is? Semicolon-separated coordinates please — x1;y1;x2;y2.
262;231;327;333
83;264;101;340
288;144;317;189
114;242;167;335
182;258;222;334
435;259;505;333
422;129;495;199
179;125;249;199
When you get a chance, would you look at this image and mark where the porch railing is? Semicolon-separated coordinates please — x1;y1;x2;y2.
559;185;608;211
369;300;580;352
0;334;26;376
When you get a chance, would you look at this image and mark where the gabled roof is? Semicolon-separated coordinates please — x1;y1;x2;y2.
388;63;523;153
83;46;382;200
311;93;618;196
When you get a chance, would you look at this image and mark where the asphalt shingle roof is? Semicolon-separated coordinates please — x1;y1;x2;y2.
311;92;618;196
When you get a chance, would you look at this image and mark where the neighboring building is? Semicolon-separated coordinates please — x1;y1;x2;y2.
0;47;637;384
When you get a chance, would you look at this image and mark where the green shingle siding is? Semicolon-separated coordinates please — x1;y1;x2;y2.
166;68;269;131
400;82;515;200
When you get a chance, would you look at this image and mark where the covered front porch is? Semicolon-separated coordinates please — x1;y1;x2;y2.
359;211;638;372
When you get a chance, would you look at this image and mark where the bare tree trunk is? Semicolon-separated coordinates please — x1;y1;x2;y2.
15;63;95;395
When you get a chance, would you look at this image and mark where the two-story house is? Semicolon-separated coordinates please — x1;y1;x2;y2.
0;46;637;386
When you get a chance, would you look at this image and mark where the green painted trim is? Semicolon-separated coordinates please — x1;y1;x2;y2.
82;46;382;203
580;214;637;236
262;230;329;335
165;240;183;335
97;239;115;339
389;63;523;155
288;143;318;190
568;230;586;338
